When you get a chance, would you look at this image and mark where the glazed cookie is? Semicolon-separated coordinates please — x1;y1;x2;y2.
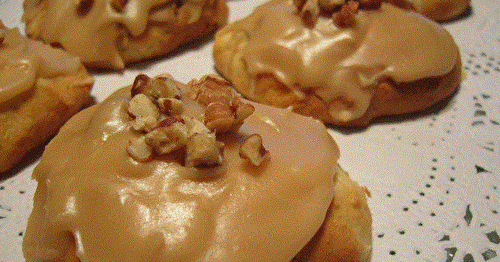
385;0;471;21
0;21;93;173
23;0;228;70
213;0;462;126
23;74;371;262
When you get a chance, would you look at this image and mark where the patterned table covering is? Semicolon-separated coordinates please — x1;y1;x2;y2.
1;0;499;261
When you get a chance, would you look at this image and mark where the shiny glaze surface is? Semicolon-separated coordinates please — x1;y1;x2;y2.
0;26;80;104
23;0;212;69
23;86;339;262
222;0;459;122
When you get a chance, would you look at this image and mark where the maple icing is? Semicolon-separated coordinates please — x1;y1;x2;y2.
0;26;81;104
219;0;459;122
23;84;339;262
23;0;214;69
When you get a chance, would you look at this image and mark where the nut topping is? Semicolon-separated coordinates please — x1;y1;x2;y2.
126;136;154;162
191;75;237;105
185;133;223;167
126;74;267;168
158;97;184;115
145;119;188;155
127;94;160;132
299;0;321;27
131;74;181;100
293;0;381;27
333;1;359;27
239;134;268;166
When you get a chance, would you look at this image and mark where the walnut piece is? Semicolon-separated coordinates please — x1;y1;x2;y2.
239;134;268;166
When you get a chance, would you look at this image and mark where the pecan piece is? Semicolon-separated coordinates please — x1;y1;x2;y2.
145;117;188;155
204;100;236;132
358;0;382;9
333;1;359;27
127;136;154;162
131;74;181;100
191;75;237;105
185;133;223;167
128;94;160;132
158;97;184;115
239;134;268;166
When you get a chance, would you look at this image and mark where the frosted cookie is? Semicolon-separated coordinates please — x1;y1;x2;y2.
213;0;462;126
23;0;228;70
385;0;471;21
0;21;93;173
23;74;371;261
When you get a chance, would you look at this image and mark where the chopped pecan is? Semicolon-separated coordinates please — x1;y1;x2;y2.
299;0;321;27
158;97;184;115
131;74;181;100
185;118;211;136
357;0;381;9
145;117;188;155
131;74;151;97
333;1;359;27
239;134;268;166
204;100;235;132
128;94;160;132
191;75;237;105
318;0;346;11
127;136;154;162
185;133;223;167
234;102;255;122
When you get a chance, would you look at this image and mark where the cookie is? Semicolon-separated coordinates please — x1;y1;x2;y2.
23;0;228;70
213;0;462;126
0;21;93;173
23;74;371;261
385;0;471;21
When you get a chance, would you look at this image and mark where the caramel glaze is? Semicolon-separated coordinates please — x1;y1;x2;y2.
216;0;459;123
0;25;81;105
23;86;340;262
23;0;219;69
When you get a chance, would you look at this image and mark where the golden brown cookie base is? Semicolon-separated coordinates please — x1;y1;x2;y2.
215;51;462;127
0;68;93;173
292;167;372;262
